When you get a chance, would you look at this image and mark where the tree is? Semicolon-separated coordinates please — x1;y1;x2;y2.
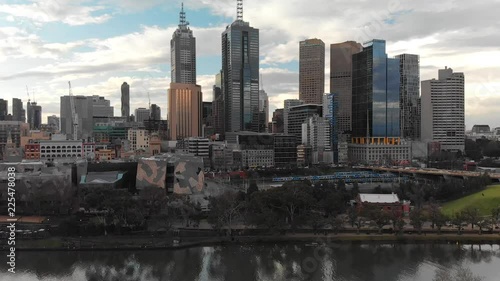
452;212;466;235
477;219;493;235
351;181;360;198
434;212;448;235
491;207;500;229
208;192;244;236
329;216;345;235
347;206;358;227
367;207;390;234
247;179;259;196
462;207;480;229
395;218;405;235
410;209;426;234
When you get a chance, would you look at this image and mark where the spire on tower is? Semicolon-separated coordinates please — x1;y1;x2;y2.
179;2;189;29
237;0;243;21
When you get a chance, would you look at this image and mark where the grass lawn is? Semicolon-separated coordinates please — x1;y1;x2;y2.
442;184;500;216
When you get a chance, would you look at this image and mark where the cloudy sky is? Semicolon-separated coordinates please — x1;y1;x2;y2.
0;0;499;129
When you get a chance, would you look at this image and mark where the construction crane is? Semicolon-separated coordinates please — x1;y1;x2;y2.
68;81;79;141
26;85;30;103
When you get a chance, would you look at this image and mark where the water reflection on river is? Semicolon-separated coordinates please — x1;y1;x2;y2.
1;243;499;281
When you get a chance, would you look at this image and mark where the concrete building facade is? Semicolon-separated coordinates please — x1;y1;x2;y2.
299;38;325;104
287;104;322;139
168;83;202;140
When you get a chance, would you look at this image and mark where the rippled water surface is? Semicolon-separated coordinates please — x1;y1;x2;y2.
1;243;499;281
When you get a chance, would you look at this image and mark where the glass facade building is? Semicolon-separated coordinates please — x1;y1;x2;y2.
323;93;339;163
221;19;259;132
352;40;400;144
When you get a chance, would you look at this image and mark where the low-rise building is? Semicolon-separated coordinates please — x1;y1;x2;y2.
356;193;410;217
348;143;411;165
39;140;83;162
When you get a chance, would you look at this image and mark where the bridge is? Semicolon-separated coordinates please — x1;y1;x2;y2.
358;166;500;181
272;171;408;184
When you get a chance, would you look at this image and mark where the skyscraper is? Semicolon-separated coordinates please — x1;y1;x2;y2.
121;82;130;120
92;95;114;117
61;96;94;140
171;3;196;84
221;1;259;132
396;54;420;140
12;98;25;122
272;108;284;134
259;89;269;132
27;101;42;130
299;38;325;104
351;39;400;144
330;41;362;134
212;71;225;136
323;93;339;164
421;67;465;152
168;83;202;140
150;104;161;121
135;108;151;123
0;99;7;121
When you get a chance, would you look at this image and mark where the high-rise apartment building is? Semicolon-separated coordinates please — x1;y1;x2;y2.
323;93;339;163
171;4;196;84
168;83;202;140
221;2;259;132
0;99;7;121
12;98;25;122
287;104;323;139
27;101;42;130
92;95;114;117
61;95;94;140
272;108;284;134
421;67;465;152
330;41;362;134
299;38;325;104
396;54;420;140
47;115;60;132
121;82;130;121
351;39;400;144
302;114;333;164
284;99;304;134
135;108;151;123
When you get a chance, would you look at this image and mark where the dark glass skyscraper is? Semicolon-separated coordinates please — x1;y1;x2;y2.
221;6;259;132
171;4;196;84
0;99;7;121
352;39;400;144
121;82;130;120
12;98;25;122
395;54;420;140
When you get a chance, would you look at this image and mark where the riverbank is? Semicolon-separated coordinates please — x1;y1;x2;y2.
4;232;500;251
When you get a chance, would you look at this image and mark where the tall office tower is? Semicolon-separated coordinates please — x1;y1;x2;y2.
27;102;42;130
91;95;114;117
221;0;259;132
171;3;196;84
352;39;400;144
121;82;130;121
202;102;212;126
330;41;362;134
47;115;60;132
259;89;269;132
302;114;332;164
272;108;284;133
396;54;420;140
212;71;225;137
135;108;151;123
0;99;7;121
421;67;465;152
12;98;25;122
168;83;202;140
323;93;339;164
284;99;304;134
150;104;161;121
61;96;94;140
299;38;325;104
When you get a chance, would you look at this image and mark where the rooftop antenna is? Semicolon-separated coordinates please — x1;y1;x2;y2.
179;3;189;28
237;0;243;21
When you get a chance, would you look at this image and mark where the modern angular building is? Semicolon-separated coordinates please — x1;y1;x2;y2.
272;108;284;134
221;3;259;132
171;4;196;84
259;89;269;132
151;104;161;121
351;39;400;145
299;38;325;104
134;108;151;123
12;98;25;123
168;83;202;140
421;67;465;152
396;54;420;140
330;41;362;134
121;82;130;121
212;72;225;137
27;101;42;130
284;99;304;134
323;93;339;163
287;104;323;139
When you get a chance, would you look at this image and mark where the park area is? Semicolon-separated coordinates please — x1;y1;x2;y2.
442;184;500;216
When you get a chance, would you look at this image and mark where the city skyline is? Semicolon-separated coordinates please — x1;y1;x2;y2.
0;0;499;129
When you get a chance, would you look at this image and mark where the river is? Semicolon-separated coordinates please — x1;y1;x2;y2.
1;243;499;280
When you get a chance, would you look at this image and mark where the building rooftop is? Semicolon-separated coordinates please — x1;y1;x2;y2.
359;193;400;204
